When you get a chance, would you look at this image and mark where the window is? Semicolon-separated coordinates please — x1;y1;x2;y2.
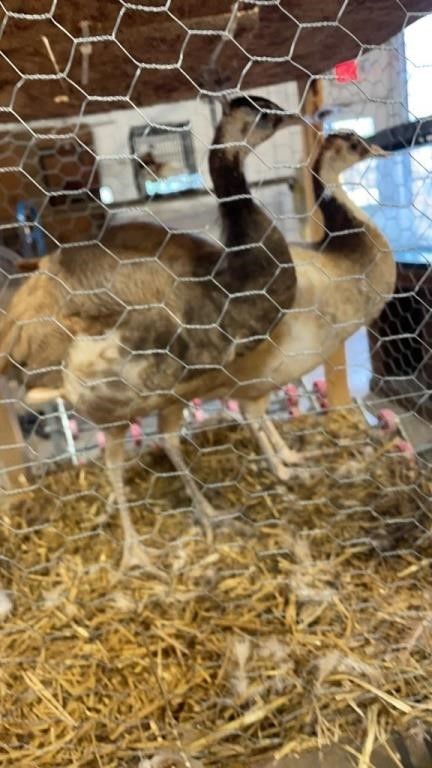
404;15;432;121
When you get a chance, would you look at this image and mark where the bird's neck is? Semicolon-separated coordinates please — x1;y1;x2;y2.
209;134;253;238
312;160;370;247
209;136;292;295
207;122;296;342
209;124;288;260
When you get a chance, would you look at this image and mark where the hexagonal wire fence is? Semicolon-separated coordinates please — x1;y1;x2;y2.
0;2;431;767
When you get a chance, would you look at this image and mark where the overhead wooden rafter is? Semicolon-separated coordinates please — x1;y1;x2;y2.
0;0;429;122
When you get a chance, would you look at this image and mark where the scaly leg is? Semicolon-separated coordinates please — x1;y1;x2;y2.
104;426;165;577
159;406;217;543
162;433;215;543
248;419;300;482
262;418;303;466
241;396;303;482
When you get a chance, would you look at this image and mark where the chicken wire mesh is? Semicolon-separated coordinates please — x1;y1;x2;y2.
0;2;431;767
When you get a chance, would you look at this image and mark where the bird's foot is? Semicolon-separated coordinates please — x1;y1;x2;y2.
266;454;302;483
192;495;217;544
276;445;304;468
191;494;240;544
119;535;168;581
260;421;304;481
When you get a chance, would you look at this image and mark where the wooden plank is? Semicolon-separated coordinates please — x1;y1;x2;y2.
0;378;29;491
298;79;352;408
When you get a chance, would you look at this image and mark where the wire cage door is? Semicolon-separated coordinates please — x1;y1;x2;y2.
129;122;203;199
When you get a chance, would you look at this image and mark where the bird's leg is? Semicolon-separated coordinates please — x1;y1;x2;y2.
261;417;304;466
248;419;299;482
104;426;165;577
241;397;302;482
261;417;339;465
159;406;216;543
161;431;215;543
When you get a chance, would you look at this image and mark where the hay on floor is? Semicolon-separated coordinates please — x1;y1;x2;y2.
0;410;431;767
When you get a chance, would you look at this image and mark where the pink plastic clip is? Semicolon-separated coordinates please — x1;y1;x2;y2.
225;399;240;414
377;408;399;433
313;379;329;411
96;430;106;450
191;398;206;424
129;421;143;446
68;417;79;438
283;384;300;417
393;438;415;461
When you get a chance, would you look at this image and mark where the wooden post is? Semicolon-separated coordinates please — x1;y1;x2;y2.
323;343;351;408
0;378;29;491
298;79;351;408
299;79;325;243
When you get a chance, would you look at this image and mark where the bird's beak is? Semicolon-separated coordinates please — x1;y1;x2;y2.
25;387;66;405
368;143;389;157
17;258;40;272
278;113;305;129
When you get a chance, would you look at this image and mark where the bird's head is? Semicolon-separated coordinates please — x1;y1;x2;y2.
319;131;388;175
217;94;299;151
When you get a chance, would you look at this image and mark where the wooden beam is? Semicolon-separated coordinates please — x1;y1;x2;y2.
298;80;352;408
0;378;29;492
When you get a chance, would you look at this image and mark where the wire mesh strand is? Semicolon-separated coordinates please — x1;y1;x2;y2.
0;2;431;767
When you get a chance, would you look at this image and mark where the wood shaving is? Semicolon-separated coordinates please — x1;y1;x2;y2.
0;411;431;766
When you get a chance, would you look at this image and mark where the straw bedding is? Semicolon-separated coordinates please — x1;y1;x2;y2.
0;410;431;767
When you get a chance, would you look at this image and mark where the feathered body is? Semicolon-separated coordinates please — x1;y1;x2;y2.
0;96;298;570
0;99;298;428
190;133;396;404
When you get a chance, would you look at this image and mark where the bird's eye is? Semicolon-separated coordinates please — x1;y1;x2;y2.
349;139;359;151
